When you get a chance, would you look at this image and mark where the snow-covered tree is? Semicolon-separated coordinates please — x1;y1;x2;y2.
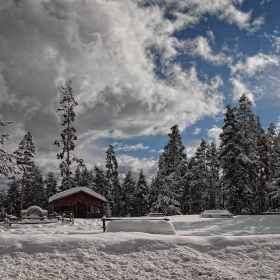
121;171;136;216
105;145;121;216
75;164;94;188
44;172;58;213
206;142;220;210
135;169;149;216
219;95;259;214
0;186;7;220
151;124;187;215
24;165;46;209
219;105;240;213
235;94;259;214
14;132;36;214
93;165;107;197
255;116;269;213
54;81;83;191
5;178;21;216
0;121;20;177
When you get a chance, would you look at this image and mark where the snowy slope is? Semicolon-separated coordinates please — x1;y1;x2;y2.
0;215;280;279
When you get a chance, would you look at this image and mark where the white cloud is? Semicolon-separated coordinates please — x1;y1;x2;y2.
230;77;254;102
193;127;201;135
207;125;222;145
0;0;259;177
117;154;158;182
231;53;280;77
115;143;149;152
184;36;232;65
206;30;215;42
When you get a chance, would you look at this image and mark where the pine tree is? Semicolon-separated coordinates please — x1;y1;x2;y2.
105;145;121;216
44;172;58;213
14;132;36;214
135;169;149;216
255;116;269;213
54;80;83;191
5;178;21;216
121;171;136;216
268;132;280;211
152;124;187;215
0;121;20;177
93;165;107;196
235;94;259;214
0;186;7;220
206;142;220;210
24;165;46;209
219;105;240;213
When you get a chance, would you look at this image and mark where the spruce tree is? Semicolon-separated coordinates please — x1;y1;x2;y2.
255;116;269;213
121;171;136;216
0;121;20;177
5;178;21;216
44;172;58;213
206;142;220;210
54;81;83;191
152;124;187;215
235;94;259;214
135;169;149;216
14;132;36;215
24;165;46;209
105;145;121;216
268;132;280;211
219;105;240;213
93;165;107;197
0;186;6;220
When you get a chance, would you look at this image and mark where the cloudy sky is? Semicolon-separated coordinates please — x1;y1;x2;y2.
1;0;280;183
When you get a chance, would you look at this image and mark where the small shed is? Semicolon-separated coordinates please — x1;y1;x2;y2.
49;187;107;218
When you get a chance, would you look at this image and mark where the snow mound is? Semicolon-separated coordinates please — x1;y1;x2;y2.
106;220;176;235
201;209;233;218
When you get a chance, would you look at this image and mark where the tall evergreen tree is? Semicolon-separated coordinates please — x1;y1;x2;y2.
5;178;21;216
93;165;107;197
121;171;136;216
14;132;36;214
235;94;259;214
0;186;7;220
255;116;269;213
0;121;20;177
268;132;280;210
54;80;83;191
219;105;240;213
24;165;46;209
206;142;220;210
44;172;58;213
105;145;121;216
152;124;187;215
135;169;149;216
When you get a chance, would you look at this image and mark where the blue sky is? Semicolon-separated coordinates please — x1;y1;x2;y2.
1;0;280;183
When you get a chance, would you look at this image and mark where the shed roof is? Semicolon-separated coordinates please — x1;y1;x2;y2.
49;187;107;203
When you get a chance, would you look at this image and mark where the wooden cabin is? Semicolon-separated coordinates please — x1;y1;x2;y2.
49;187;107;218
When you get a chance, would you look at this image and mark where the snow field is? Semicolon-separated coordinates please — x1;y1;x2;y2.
0;215;280;279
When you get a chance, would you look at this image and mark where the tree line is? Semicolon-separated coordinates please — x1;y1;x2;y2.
1;81;280;218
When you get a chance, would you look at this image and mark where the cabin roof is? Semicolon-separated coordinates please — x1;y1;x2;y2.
49;187;107;203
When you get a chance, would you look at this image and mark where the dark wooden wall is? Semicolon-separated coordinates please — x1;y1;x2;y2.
53;191;103;218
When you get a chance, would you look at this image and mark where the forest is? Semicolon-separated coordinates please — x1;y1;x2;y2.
1;82;280;218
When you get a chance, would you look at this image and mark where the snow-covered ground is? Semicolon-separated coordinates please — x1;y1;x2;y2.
1;215;280;279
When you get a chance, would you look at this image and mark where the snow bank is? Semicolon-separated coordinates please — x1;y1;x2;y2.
1;215;280;279
106;220;176;235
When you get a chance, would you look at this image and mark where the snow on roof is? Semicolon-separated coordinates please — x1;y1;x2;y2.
49;187;107;203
